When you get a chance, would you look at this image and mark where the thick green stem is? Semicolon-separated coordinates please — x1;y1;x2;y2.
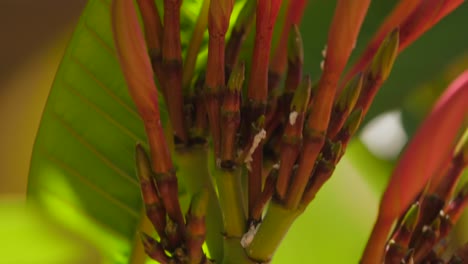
208;149;247;263
223;238;256;264
175;147;224;261
245;201;302;262
211;166;246;237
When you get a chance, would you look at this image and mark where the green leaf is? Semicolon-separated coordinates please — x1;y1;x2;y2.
27;0;187;262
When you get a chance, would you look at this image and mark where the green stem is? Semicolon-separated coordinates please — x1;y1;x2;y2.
175;147;224;261
223;238;256;264
208;149;247;263
212;167;246;236
245;201;302;262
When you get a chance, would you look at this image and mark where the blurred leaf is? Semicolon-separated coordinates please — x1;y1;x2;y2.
0;200;100;263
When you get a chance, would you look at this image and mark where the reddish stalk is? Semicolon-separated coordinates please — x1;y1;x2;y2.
286;0;370;210
342;0;463;93
276;76;311;200
247;0;283;103
185;191;209;264
432;0;465;25
398;0;444;52
247;117;267;220
252;169;277;222
136;0;164;87
205;0;233;157
135;144;167;239
265;25;304;129
246;0;283;218
342;0;419;83
112;0;185;240
269;0;307;86
221;63;244;168
162;0;188;144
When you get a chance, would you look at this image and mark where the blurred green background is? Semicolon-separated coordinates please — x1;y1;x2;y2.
0;0;86;199
0;1;467;263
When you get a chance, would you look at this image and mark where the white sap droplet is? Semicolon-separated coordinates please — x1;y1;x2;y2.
322;45;328;58
244;129;267;170
272;163;280;170
241;223;260;248
289;111;298;125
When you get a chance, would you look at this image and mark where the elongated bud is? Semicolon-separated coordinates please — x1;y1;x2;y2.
227;62;245;92
270;0;307;77
328;73;363;138
455;128;468;165
369;28;399;81
413;217;441;263
135;144;167;238
336;73;363;113
225;0;255;77
136;0;162;56
288;25;304;66
392;203;420;247
140;232;171;263
291;75;312;112
182;0;211;90
276;76;311;200
233;0;256;32
329;141;342;165
445;182;468;223
336;108;363;146
401;203;419;233
343;108;363;136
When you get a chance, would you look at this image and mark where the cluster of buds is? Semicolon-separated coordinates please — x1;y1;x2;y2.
111;0;467;263
136;144;211;263
384;134;468;264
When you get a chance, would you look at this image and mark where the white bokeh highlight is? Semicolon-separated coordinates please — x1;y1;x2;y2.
359;110;408;160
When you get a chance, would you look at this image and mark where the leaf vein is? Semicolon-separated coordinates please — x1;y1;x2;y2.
69;56;141;121
43;151;140;219
50;109;140;187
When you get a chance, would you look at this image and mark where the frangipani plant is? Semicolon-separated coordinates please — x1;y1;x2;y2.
26;0;468;263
